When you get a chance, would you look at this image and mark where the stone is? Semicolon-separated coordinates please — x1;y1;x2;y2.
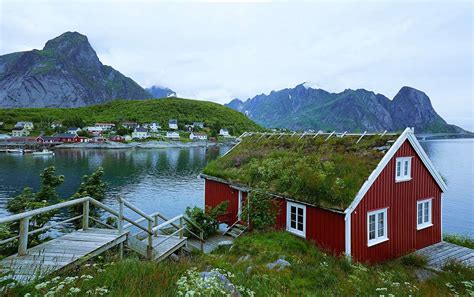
218;240;234;247
266;259;291;271
415;268;436;282
200;271;241;297
237;255;250;263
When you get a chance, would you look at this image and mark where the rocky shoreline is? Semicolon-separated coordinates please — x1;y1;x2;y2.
54;140;234;149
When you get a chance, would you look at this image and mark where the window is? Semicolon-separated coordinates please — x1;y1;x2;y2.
417;199;432;230
287;202;306;237
395;157;412;182
367;208;388;246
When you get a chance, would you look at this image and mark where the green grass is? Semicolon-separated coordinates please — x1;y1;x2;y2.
203;134;397;210
0;98;262;136
444;234;474;249
5;232;473;296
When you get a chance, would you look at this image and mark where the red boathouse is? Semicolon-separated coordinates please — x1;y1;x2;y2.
201;128;447;263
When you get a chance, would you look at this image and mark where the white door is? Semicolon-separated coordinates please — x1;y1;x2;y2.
237;190;243;220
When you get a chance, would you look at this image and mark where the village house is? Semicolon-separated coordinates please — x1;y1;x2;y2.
189;132;208;141
95;122;115;130
51;133;81;143
219;128;230;137
15;122;34;130
11;127;30;137
122;121;139;129
201;128;447;263
166;131;180;140
84;126;104;136
67;127;81;134
132;127;149;139
168;119;178;130
109;135;125;142
50;121;62;129
146;122;161;133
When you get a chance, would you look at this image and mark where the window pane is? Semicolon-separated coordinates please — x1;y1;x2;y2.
297;222;303;231
396;161;401;177
291;220;296;229
369;230;376;240
418;204;423;224
298;208;303;216
404;160;409;176
424;202;429;222
369;214;375;239
291;206;296;214
378;213;384;237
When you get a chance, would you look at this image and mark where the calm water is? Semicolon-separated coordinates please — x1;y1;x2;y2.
0;139;472;237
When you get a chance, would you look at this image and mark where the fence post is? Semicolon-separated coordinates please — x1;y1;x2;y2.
200;231;204;252
179;217;184;239
18;217;30;256
118;197;124;259
82;199;89;230
147;220;153;260
153;215;159;236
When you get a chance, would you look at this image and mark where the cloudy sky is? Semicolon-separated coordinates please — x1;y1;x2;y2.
1;0;472;130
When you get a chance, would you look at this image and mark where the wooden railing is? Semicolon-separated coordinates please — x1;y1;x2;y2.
0;196;206;259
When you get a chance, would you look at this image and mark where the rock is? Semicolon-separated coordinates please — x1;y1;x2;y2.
200;271;241;297
237;255;250;263
246;266;253;274
415;268;436;282
218;240;234;247
266;259;291;271
169;253;179;262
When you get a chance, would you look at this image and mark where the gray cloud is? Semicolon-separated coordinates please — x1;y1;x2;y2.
1;0;472;130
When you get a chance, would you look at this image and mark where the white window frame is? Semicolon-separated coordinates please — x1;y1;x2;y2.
395;157;412;182
286;201;306;238
417;198;433;230
367;208;388;247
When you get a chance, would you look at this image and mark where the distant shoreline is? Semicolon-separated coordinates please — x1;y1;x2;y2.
53;140;235;149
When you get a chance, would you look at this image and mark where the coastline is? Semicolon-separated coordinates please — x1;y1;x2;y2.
53;140;235;149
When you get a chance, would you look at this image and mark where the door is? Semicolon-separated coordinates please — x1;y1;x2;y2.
237;190;243;220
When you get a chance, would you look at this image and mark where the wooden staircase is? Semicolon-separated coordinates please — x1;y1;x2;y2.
0;196;205;284
224;221;247;239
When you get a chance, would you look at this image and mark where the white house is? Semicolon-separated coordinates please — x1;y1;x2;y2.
85;126;104;136
15;122;34;130
169;119;178;130
219;128;230;137
148;122;161;132
122;121;138;129
12;127;29;137
95;123;115;130
67;127;81;134
190;132;208;141
193;122;205;129
132;127;149;139
50;121;62;129
166;131;180;140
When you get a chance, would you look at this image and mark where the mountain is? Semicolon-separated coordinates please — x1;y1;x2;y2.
0;32;152;108
146;86;176;98
226;84;466;133
0;98;262;135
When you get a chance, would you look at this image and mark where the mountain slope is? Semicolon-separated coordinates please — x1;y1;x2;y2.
0;32;152;108
0;98;262;135
226;84;466;133
146;86;176;98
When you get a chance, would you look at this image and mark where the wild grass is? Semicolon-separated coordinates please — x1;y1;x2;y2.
444;234;474;249
5;231;473;296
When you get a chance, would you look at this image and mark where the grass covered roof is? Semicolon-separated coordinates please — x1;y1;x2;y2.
203;133;399;210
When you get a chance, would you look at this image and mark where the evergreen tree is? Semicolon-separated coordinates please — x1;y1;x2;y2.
71;167;107;201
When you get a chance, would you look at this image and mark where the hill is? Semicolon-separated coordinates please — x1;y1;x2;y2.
0;32;154;108
227;84;467;133
0;98;262;135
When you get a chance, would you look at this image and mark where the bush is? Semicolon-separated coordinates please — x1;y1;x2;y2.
401;254;427;268
185;201;229;239
444;234;474;249
241;189;278;231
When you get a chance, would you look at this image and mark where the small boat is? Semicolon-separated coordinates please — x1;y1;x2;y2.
33;149;55;156
7;149;24;154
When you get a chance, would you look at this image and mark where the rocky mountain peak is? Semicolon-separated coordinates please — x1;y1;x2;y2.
43;31;99;66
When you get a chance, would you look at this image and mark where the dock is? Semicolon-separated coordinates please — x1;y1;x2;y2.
0;196;206;284
416;241;474;270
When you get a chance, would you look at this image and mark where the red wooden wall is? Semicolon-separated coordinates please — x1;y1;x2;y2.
204;179;239;223
351;140;442;263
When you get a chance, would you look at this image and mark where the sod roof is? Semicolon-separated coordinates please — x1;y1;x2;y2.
202;133;400;211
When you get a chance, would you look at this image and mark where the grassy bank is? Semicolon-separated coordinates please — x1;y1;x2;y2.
5;232;474;296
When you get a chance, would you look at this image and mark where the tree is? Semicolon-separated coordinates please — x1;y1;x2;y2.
36;167;65;202
241;189;278;230
71;167;107;201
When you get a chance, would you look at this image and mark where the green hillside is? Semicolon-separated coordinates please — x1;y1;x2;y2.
0;98;262;135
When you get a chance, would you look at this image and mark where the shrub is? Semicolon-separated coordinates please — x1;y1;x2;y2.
241;189;278;230
444;234;474;249
401;254;427;268
185;201;229;239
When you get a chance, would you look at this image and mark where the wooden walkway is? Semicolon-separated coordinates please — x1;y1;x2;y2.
188;232;233;254
0;229;127;284
416;241;474;270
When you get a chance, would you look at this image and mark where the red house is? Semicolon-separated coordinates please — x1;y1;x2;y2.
201;128;447;263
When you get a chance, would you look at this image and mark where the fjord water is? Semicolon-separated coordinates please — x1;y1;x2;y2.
0;139;472;237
